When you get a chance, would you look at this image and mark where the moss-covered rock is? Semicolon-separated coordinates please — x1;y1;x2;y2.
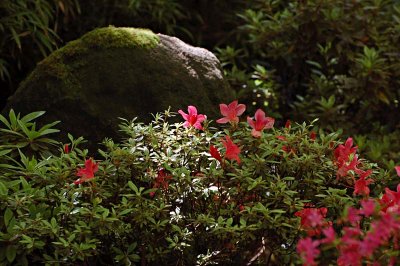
3;26;234;149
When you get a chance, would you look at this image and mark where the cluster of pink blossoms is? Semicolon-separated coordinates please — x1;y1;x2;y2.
178;100;275;165
178;100;274;138
296;137;400;266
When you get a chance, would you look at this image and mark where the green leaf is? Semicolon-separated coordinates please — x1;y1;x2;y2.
8;109;18;128
0;128;24;138
17;120;33;139
10;27;21;50
6;245;16;263
4;208;13;227
0;181;8;196
0;113;11;129
128;181;139;194
21;111;45;123
0;149;12;156
119;209;133;216
39;128;60;136
38;120;60;132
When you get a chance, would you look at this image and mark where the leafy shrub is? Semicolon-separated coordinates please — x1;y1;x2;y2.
220;1;400;127
0;103;393;265
0;0;80;109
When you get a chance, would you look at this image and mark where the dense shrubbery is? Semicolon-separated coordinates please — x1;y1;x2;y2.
226;1;400;125
2;1;400;264
216;0;400;169
1;103;398;265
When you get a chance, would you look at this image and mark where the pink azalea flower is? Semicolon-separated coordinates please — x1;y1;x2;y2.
395;166;400;176
346;207;361;225
321;225;336;244
74;158;99;185
216;100;246;124
178;106;206;130
221;136;241;164
359;199;376;217
297;237;320;266
247;109;275;138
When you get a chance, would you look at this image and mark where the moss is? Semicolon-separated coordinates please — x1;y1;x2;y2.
42;27;158;67
19;26;159;95
80;26;160;49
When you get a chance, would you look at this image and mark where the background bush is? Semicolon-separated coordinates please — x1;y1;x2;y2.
2;0;400;170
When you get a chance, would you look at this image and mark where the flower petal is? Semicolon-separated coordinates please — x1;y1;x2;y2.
264;117;275;129
255;109;266;122
219;104;229;116
395;166;400;177
235;104;246;116
193;122;203;130
247;116;255;128
178;110;188;120
216;117;230;124
251;129;262;138
196;114;206;123
187;106;198;116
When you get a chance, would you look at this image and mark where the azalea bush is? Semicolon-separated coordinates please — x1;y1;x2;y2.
296;139;400;265
0;102;396;265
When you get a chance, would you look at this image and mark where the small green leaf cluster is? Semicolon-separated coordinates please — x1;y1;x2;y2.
0;110;391;265
0;110;60;159
0;0;80;82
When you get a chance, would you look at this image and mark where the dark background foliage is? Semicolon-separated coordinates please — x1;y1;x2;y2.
1;0;400;169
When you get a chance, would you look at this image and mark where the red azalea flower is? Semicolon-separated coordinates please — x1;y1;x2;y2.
216;100;246;124
334;138;363;178
380;183;400;213
64;144;70;154
221;136;241;164
74;158;99;185
209;145;222;162
247;109;275;138
151;168;172;197
276;135;286;141
295;207;328;236
285;119;291;129
310;131;317;140
353;170;373;196
178;106;206;130
334;138;358;164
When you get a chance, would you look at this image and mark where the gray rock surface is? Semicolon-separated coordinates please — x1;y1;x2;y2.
3;26;234;149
